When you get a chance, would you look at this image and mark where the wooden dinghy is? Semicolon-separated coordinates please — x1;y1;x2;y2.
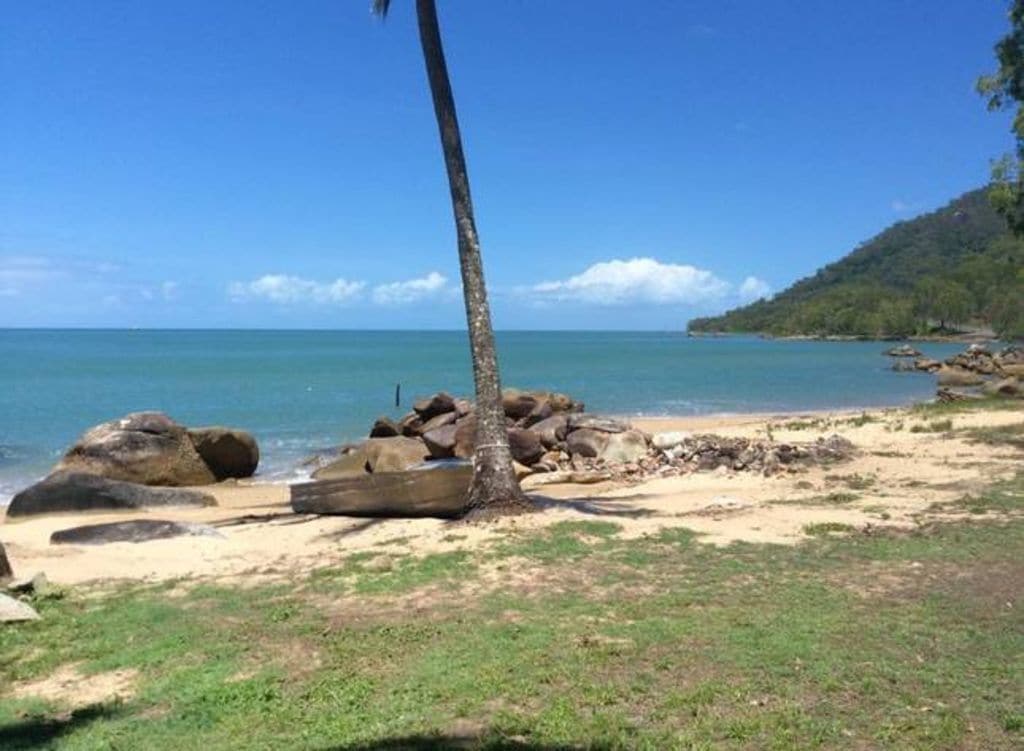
290;463;472;519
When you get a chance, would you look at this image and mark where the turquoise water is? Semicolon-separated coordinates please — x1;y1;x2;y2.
0;330;966;501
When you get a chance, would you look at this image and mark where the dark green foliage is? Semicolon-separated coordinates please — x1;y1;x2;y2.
689;188;1024;339
978;0;1024;233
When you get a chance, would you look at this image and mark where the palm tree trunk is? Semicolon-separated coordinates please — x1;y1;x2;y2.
415;0;530;517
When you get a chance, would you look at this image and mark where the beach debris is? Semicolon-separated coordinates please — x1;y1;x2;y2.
52;411;260;487
50;520;224;546
0;592;40;623
7;471;216;519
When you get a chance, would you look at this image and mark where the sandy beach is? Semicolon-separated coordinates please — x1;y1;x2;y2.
3;403;1020;587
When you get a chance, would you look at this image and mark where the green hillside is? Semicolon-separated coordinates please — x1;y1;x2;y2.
688;188;1024;339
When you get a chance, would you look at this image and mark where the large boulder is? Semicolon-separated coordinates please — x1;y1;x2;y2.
369;417;400;438
507;428;544;466
914;357;942;372
7;471;216;518
0;542;11;580
187;427;259;481
1001;362;1024;379
57;412;216;486
423;424;459;459
936;366;984;387
567;428;611;458
530;415;568;449
419;411;457;434
312;446;371;480
983;377;1022;398
567;414;631;434
363;437;430;473
413;392;456;421
597;430;650;465
453;416;477;459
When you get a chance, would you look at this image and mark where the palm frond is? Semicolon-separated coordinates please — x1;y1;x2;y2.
372;0;391;18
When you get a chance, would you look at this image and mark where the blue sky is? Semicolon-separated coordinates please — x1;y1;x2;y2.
0;0;1015;329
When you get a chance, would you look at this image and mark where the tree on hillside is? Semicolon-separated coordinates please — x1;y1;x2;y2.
372;0;531;518
978;0;1024;233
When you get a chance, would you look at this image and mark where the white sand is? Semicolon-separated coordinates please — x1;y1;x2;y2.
2;405;1020;586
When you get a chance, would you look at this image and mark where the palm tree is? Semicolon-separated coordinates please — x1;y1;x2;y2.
372;0;531;518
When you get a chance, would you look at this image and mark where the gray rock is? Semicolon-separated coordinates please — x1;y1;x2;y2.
423;424;459;459
419;411;457;434
598;430;649;464
398;411;425;437
187;427;259;480
50;520;224;546
652;431;691;451
363;437;430;473
566;428;611;458
0;592;39;623
369;417;400;438
885;345;921;357
507;428;544;466
312;446;371;480
57;411;216;486
936;366;984;387
413;392;456;421
7;572;49;596
0;541;11;580
530;415;568;449
567;414;631;434
983;377;1022;398
7;471;216;518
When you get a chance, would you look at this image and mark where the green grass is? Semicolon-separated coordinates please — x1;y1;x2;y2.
2;478;1023;749
909;418;954;434
962;421;1024;451
910;395;1022;417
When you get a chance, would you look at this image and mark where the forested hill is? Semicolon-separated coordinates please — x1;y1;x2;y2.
687;188;1024;339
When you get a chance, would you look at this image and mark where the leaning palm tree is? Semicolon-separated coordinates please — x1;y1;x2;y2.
372;0;531;518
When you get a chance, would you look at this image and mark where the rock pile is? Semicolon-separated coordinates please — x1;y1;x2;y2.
934;345;1023;402
313;389;856;483
560;432;856;482
7;412;257;519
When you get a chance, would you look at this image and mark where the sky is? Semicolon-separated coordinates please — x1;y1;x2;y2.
0;0;1016;329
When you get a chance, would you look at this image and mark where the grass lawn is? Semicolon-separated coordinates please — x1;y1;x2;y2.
1;474;1022;750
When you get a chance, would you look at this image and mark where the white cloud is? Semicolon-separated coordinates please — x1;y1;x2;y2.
228;274;366;305
738;276;771;302
371;271;448;305
161;281;179;301
529;257;731;306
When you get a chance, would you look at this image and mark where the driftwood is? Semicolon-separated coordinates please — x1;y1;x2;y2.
291;464;472;519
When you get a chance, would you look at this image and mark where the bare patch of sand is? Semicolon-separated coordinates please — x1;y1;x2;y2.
1;404;1020;586
8;663;138;707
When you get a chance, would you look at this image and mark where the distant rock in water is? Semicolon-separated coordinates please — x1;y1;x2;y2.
51;411;259;486
7;471;216;518
885;345;922;358
50;519;223;546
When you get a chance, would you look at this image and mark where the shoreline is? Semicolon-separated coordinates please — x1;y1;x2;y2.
3;399;1020;586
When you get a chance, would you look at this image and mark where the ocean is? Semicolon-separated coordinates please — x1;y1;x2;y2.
0;329;967;502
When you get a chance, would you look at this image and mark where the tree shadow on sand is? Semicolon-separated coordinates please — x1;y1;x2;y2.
530;494;659;519
0;704;126;750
